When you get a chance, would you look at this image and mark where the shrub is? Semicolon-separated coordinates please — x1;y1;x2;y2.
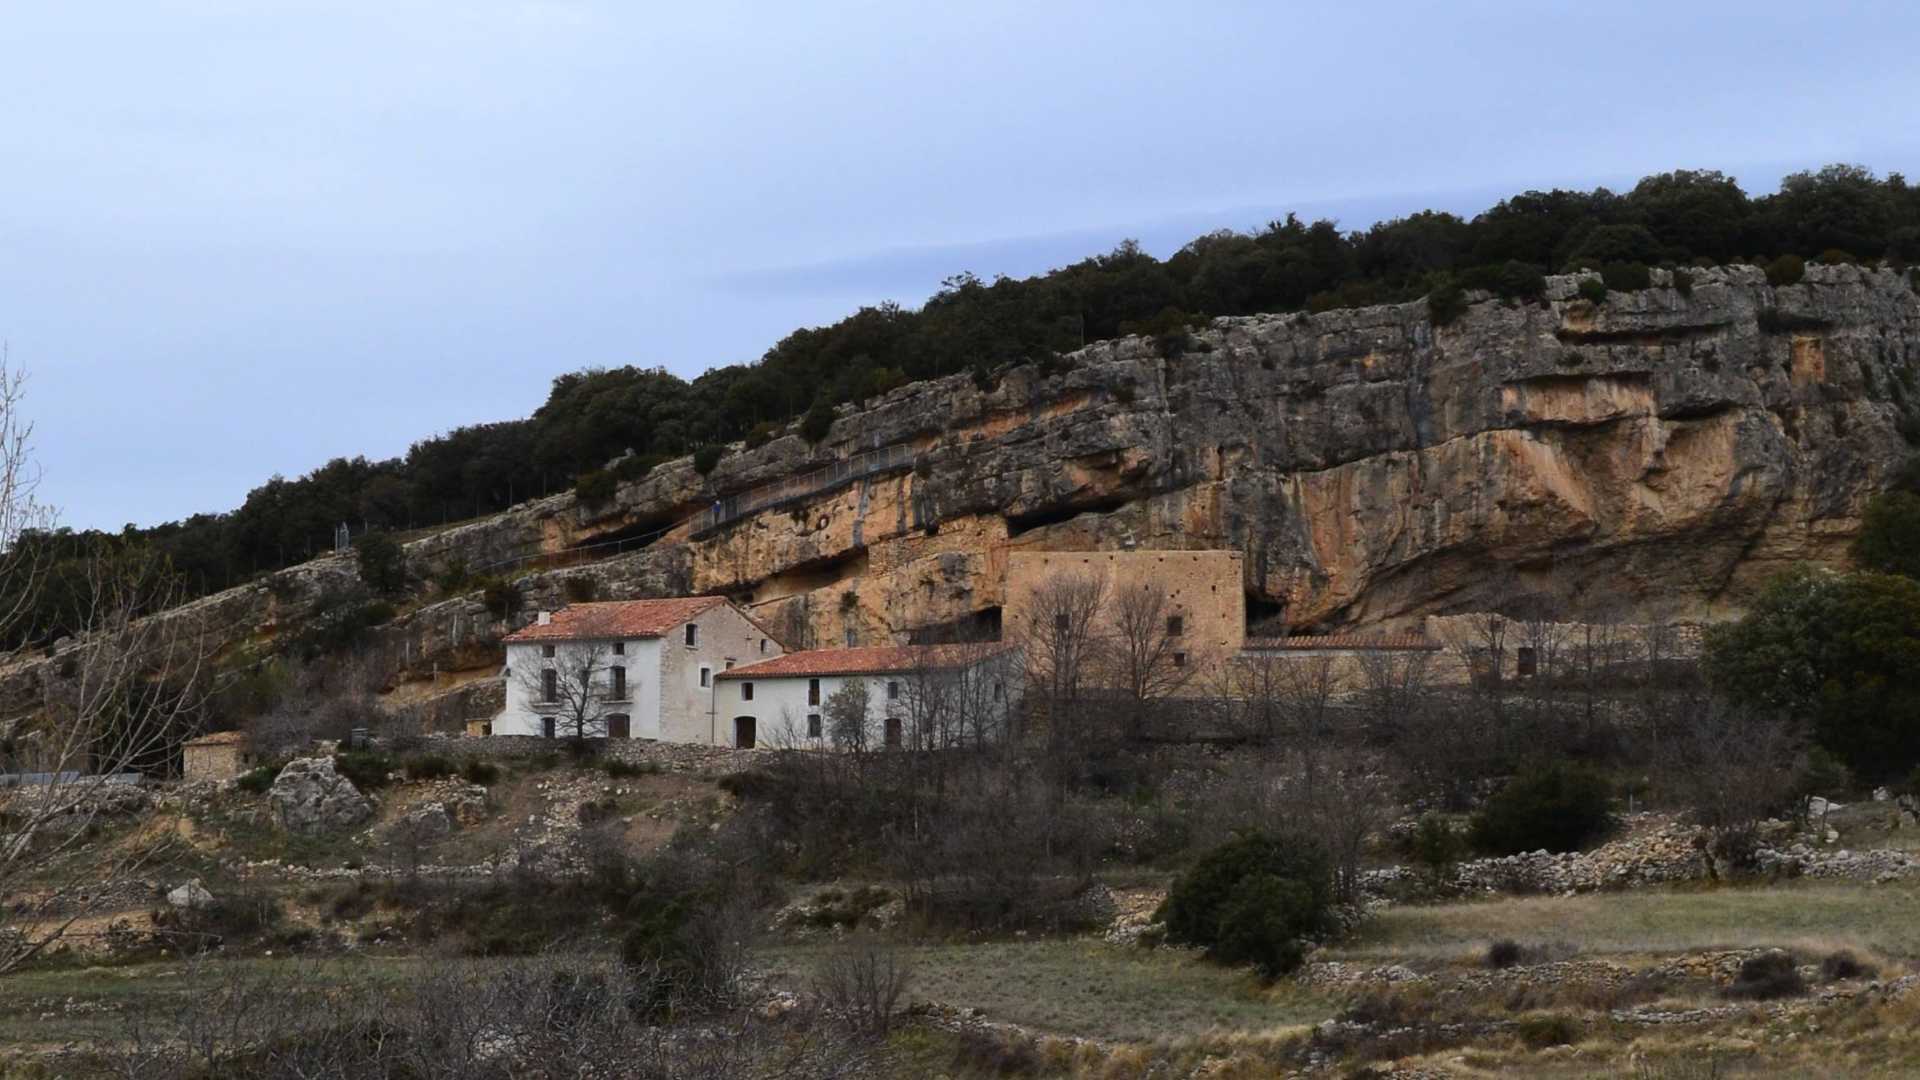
1489;260;1547;300
1601;261;1652;293
1670;267;1695;296
612;453;663;483
1486;939;1527;969
461;760;501;786
1817;248;1857;265
354;531;407;596
1112;379;1137;404
1820;950;1876;981
744;421;782;450
403;753;453;781
1404;814;1463;887
1724;951;1805;1000
1766;254;1806;286
692;445;724;475
1514;1014;1579;1049
1155;832;1334;977
1427;282;1468;327
1853;491;1920;579
236;763;282;794
562;576;599;604
334;751;396;791
1469;764;1612;855
573;470;617;508
435;557;472;595
1577;277;1609;305
601;758;655;780
801;398;836;444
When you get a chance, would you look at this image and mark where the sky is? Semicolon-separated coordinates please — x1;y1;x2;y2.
3;1;1918;531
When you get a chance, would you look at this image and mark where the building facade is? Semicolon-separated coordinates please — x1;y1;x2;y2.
711;643;1021;750
494;598;783;743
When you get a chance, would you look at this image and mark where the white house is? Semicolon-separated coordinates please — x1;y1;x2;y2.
711;642;1021;750
495;598;783;742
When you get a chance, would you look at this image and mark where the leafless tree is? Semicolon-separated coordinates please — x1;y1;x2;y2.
1273;652;1341;799
809;937;913;1038
0;359;216;974
1104;581;1200;739
1017;571;1108;764
1354;645;1434;743
1663;697;1805;877
511;639;618;742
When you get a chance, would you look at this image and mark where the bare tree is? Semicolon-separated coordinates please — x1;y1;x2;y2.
1354;645;1434;744
1104;581;1201;739
1017;572;1108;765
1664;697;1805;877
1272;652;1341;800
809;937;913;1038
0;360;218;974
512;640;617;742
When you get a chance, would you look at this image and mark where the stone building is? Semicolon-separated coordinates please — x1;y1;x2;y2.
182;730;253;782
712;642;1020;750
494;597;784;743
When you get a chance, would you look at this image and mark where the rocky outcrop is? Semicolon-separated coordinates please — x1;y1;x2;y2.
403;264;1920;645
269;757;374;836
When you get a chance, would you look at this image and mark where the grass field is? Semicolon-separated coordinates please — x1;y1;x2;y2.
1328;880;1920;965
764;939;1333;1042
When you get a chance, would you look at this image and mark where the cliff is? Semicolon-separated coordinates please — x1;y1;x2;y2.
408;263;1920;649
5;264;1915;727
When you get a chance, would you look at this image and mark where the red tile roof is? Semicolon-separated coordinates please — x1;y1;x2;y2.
502;597;730;643
1242;633;1441;652
715;642;1017;680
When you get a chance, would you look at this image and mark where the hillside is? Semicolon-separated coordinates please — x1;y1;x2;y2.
7;261;1909;730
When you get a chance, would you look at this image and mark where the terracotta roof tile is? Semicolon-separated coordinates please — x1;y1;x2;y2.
1242;633;1441;652
715;642;1017;679
502;597;730;643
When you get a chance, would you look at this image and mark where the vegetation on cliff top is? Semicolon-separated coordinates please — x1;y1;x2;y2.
13;164;1920;643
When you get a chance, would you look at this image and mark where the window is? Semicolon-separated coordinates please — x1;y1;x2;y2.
1167;615;1184;636
887;681;900;701
759;638;769;654
807;713;822;738
1517;646;1538;677
1054;613;1069;632
610;666;626;699
541;716;556;739
1172;652;1187;668
741;682;754;701
541;644;555;658
724;659;734;670
699;667;711;688
612;641;625;656
884;716;903;749
992;681;1003;701
685;624;698;647
541;669;557;703
808;678;820;706
844;628;857;647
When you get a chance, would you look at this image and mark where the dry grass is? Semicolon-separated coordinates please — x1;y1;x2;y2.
766;939;1333;1042
1328;881;1920;966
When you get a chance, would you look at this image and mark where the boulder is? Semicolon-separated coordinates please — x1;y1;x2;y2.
381;802;453;844
166;880;215;909
269;757;374;836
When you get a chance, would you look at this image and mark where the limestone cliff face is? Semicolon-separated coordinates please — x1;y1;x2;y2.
10;264;1912;728
424;264;1915;648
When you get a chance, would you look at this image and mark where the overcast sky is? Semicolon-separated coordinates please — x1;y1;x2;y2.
5;1;1918;530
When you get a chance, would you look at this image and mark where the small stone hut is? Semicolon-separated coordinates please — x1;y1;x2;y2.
182;730;253;782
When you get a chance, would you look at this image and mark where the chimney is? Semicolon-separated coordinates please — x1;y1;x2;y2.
536;611;552;626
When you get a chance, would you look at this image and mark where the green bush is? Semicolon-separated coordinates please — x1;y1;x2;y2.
461;760;501;786
800;398;836;444
1404;814;1464;886
435;557;472;595
1469;764;1613;855
572;469;617;508
1577;277;1609;305
1427;282;1469;327
1515;1014;1580;1048
236;763;282;794
744;421;782;450
1854;491;1920;579
403;753;453;781
1766;254;1807;286
562;576;599;604
692;445;724;475
612;454;664;483
1459;260;1547;301
354;532;407;596
334;751;396;791
601;758;656;779
1155;833;1334;977
1601;261;1652;292
1670;267;1695;296
1817;248;1856;265
1724;951;1804;1000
